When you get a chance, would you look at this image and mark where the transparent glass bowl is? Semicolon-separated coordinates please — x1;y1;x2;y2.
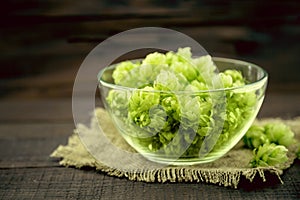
98;57;268;165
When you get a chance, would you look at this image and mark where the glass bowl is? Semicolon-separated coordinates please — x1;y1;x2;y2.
98;57;268;165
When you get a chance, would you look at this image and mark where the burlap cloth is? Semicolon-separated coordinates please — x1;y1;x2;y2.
51;108;300;188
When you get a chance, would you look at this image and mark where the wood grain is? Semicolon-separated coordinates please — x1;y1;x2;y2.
0;123;72;168
0;98;299;199
0;163;299;199
1;1;300;198
0;92;299;124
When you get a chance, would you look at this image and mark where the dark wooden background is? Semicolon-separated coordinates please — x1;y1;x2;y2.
1;0;300;99
0;0;299;199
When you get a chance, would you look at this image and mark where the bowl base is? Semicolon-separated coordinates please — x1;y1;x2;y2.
140;152;225;166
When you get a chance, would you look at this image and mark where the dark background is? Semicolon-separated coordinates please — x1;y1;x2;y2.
0;0;299;99
0;1;300;198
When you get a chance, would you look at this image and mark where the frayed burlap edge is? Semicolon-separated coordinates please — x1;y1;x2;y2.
51;108;300;189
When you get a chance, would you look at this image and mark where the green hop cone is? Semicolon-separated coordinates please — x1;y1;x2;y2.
243;125;270;149
112;60;139;86
264;123;296;147
250;143;288;167
128;86;160;127
106;90;129;118
107;47;262;158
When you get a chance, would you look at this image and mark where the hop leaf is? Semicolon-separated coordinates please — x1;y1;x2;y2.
250;143;288;167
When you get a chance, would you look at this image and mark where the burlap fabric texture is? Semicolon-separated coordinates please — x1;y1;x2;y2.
51;108;300;188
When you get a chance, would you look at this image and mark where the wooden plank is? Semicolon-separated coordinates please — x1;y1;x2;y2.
0;99;84;123
0;92;299;123
0;123;73;168
0;99;73;123
3;1;299;26
1;21;299;85
0;123;73;139
0;100;299;199
0;162;299;200
258;93;300;118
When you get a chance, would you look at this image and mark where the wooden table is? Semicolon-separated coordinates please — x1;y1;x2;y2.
1;1;300;198
0;90;300;199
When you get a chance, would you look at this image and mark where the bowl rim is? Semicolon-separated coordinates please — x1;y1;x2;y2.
98;57;268;94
